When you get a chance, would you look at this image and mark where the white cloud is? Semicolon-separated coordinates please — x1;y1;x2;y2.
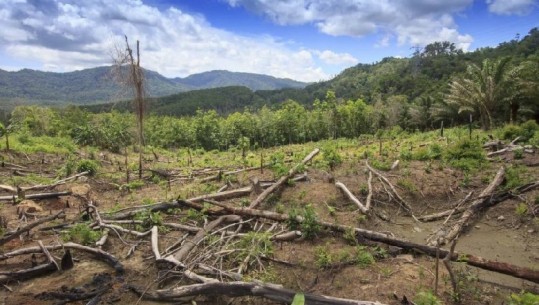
486;0;537;15
225;0;475;49
316;50;358;65
0;0;329;82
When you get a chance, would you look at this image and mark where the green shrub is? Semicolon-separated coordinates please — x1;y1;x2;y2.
530;131;539;147
322;144;342;170
62;223;101;245
444;139;485;172
370;158;392;171
314;245;333;268
414;290;442;305
355;246;375;268
301;204;321;239
504;165;528;190
519;120;539;140
509;291;539;305
501;124;523;140
76;159;99;175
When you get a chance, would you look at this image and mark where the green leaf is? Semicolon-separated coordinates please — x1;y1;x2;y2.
291;293;305;305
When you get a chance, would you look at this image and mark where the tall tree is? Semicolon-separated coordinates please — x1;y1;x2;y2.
445;57;514;130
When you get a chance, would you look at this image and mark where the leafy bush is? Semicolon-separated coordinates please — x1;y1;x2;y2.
414;290;442;305
321;144;342;170
301;204;321;239
62;223;101;245
444;139;485;172
509;291;539;305
504;165;528;190
519;120;539;140
355;246;375;268
314;245;333;268
501;124;523;140
76;159;99;175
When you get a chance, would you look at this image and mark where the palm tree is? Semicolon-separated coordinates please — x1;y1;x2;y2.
444;57;514;130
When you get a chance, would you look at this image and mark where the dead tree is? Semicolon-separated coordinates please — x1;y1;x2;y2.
112;35;146;179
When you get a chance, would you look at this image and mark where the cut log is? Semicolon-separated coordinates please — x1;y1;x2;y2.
0;210;65;246
0;191;72;201
250;148;319;209
178;199;539;283
130;281;387;305
0;262;58;284
430;166;505;246
335;181;368;213
365;171;373;210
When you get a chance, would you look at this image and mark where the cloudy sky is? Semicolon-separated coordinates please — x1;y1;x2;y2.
0;0;538;82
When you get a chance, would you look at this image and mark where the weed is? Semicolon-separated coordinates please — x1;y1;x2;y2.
371;246;388;259
397;178;417;193
355;246;375;268
515;203;528;218
370;158;392;171
343;227;357;245
505;165;529;190
134;210;164;231
184;208;206;224
326;203;336;216
275;203;285;214
301;204;321;239
513;148;524;159
62;223;100;245
120;180;145;192
509;291;539;305
314;245;333;269
321;144;342;170
413;290;442;305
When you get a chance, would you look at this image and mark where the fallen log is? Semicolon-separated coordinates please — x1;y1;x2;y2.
0;262;58;284
365;171;373;210
335;181;368;213
130;281;387;305
430;166;505;246
250;148;319;209
0;172;89;194
0;210;65;246
0;191;72;201
178;199;539;283
0;242;123;275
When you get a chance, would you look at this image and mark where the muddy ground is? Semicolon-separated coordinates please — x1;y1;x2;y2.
0;146;538;305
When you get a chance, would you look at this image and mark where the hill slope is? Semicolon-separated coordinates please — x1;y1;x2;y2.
0;67;307;105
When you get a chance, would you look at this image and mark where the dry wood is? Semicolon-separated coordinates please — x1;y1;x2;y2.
0;171;89;194
179;199;539;283
130;281;387;305
335;181;368;213
0;210;65;246
0;191;71;201
366;171;373;210
0;262;58;284
271;230;302;242
37;240;59;271
430;166;505;246
365;161;416;218
250;148;319;209
172;215;241;262
417;191;474;222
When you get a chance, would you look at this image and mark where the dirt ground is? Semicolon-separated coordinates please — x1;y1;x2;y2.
0;146;538;305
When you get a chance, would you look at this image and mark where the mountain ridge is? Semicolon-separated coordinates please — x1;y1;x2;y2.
0;66;307;105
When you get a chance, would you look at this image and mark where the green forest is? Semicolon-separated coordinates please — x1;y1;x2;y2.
1;28;538;152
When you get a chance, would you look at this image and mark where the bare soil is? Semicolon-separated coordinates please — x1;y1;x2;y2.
0;147;538;305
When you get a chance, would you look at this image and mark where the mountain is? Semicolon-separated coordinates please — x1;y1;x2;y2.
0;67;307;105
174;70;306;91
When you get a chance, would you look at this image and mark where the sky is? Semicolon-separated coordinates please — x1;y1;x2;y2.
0;0;538;82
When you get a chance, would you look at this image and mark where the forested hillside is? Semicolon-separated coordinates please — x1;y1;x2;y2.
0;67;307;106
85;28;539;126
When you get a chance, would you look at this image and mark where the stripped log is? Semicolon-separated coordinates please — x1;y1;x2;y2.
178;199;539;283
0;172;89;194
130;281;387;305
335;181;368;213
365;171;373;210
250;148;319;209
429;166;505;246
417;191;474;222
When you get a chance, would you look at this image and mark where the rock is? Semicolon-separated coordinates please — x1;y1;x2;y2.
528;229;535;234
497;215;505;221
474;225;480;229
77;176;89;183
413;226;423;233
17;200;43;216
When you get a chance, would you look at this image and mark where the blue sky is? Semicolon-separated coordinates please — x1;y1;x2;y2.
0;0;538;82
